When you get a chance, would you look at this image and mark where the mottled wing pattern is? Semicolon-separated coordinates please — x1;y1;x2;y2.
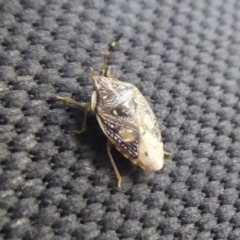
135;88;162;141
98;113;140;159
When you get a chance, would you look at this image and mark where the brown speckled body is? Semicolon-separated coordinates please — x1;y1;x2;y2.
91;75;164;171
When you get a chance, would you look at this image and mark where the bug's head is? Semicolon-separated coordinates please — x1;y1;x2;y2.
90;67;117;91
91;75;115;92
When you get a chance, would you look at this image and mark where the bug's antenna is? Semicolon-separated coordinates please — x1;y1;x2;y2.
101;33;123;76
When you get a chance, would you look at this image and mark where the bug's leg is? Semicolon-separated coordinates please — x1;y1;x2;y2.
164;151;171;156
72;109;88;134
106;139;122;189
57;96;92;134
56;96;92;112
100;33;123;77
90;67;94;75
105;66;111;77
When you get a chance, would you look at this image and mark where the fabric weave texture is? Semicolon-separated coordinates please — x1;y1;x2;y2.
0;0;240;239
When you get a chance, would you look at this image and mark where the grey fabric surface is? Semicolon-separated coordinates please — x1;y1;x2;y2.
1;0;240;239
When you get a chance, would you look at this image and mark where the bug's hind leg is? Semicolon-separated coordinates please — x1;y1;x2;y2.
106;139;122;189
164;151;171;156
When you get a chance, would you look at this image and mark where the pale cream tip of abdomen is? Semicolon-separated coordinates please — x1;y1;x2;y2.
137;131;164;170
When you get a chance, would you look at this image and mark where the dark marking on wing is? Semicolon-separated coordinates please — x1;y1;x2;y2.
100;115;139;159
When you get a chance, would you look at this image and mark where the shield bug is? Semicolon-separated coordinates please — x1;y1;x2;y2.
57;34;169;188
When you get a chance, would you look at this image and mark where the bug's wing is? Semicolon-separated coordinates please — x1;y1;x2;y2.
135;128;164;170
135;88;162;142
132;89;164;170
96;100;164;171
97;113;141;160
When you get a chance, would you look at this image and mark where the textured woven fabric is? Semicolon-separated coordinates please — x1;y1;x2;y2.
1;0;240;239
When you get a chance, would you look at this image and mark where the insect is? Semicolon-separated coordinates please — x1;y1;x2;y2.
57;34;169;188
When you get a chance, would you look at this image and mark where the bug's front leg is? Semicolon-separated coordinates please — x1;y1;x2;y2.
56;96;92;111
106;140;122;189
57;96;92;134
